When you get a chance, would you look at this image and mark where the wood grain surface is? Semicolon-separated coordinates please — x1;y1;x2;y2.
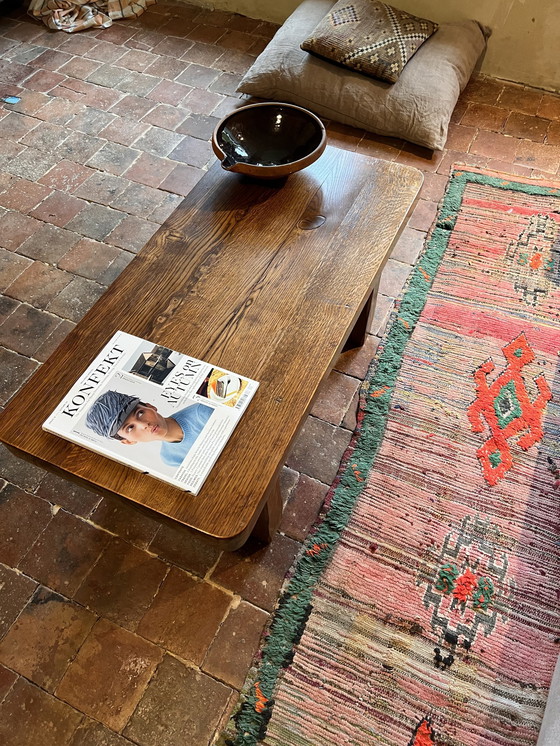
0;146;422;547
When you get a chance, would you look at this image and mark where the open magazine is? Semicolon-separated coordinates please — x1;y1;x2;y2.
42;331;259;495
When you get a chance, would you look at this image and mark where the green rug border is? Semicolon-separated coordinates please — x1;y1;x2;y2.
226;169;560;746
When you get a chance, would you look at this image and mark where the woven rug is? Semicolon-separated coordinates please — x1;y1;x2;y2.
224;167;560;746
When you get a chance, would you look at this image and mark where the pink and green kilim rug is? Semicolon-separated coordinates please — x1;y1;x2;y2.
224;167;560;746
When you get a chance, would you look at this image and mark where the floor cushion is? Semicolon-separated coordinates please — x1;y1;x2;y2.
237;0;490;150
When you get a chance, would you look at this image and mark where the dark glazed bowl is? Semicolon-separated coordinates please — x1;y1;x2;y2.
212;102;327;179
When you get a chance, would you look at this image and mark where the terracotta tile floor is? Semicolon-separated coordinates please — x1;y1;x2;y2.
0;2;559;744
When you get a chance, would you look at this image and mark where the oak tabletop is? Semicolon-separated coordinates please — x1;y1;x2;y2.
0;146;423;544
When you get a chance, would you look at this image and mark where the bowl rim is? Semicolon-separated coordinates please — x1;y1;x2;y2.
211;101;327;170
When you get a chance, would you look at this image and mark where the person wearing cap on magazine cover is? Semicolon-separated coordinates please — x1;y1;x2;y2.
85;390;213;467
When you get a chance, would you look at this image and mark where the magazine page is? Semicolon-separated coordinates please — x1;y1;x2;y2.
42;331;259;495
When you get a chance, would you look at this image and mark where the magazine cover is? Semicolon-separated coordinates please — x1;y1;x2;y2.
42;331;259;495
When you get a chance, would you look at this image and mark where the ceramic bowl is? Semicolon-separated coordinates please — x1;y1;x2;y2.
212;102;327;179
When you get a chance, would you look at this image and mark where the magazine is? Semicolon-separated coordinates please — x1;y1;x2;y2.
42;331;259;495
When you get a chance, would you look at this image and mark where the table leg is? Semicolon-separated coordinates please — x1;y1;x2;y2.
343;275;380;351
251;475;283;544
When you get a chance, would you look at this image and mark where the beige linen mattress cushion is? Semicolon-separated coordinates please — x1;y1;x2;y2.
237;0;490;150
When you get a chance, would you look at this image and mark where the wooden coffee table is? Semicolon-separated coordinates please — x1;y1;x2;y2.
0;146;422;550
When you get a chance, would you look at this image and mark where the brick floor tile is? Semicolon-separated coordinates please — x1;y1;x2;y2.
65;200;125;239
436;150;489;176
159;16;199;38
169;134;213;167
0;664;17;701
19;509;111;595
177;62;219;89
133;125;184;157
58;56;101;81
280;473;329;542
0;345;38;403
36;471;101;517
33;317;75;362
0;302;61;355
186;23;225;45
86;39;127;64
203;600;268;688
4;22;44;43
46;275;105;321
148;520;222;576
86;63;132;89
105;214;158;251
110;181;165;215
58;34;99;56
141;102;187;130
57;130;105;164
123;150;174;187
0;678;82;746
29;190;86;227
98;247;134;283
143;55;187;80
29;48;73;71
11;44;57;66
504;112;550;141
38;159;93;192
214;48;256;75
183;86;224;114
444;123;477;152
5;146;59;181
0;58;34;85
56;618;163;732
311;370;360;426
20;120;70;152
175;112;219;141
538;93;560;121
0;587;96;691
146;78;192;106
138;567;230;663
74;537;168;630
208;71;242;96
67;106;115;135
460;76;504;106
0;247;32;290
395;143;444;172
35;96;85;125
5;261;72;307
0;563;37;638
390;225;427;266
152;35;194;59
69;719;132;746
108;92;156;120
25;70;66;93
86;141;141;175
57;78;124;111
17;222;79;262
89;494;161;548
514;139;560;173
469;129;519;161
0;111;39;140
498;83;543;116
117;70;159;96
5;89;50;116
158;161;204;196
0;178;51;213
57;236;121;280
546;120;560;146
98;116;149;145
0;483;52;566
148;191;183;223
181;40;223;66
0;210;42;251
407;199;438;231
286;415;353;484
118;47;158;72
73;171;128;205
0;445;47;492
211;533;300;611
334;332;379;379
0;140;25;173
123;654;231;746
379;258;413;296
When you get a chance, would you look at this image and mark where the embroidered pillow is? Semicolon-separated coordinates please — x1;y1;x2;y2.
301;0;438;83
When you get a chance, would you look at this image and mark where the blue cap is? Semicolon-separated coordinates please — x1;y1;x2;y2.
86;390;140;439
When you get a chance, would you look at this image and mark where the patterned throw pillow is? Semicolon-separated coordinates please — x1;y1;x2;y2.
301;0;438;83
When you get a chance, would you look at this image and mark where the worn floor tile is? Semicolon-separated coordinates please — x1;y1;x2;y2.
210;533;300;611
74;536;169;630
203;600;269;688
0;563;37;639
0;483;52;567
18;509;111;595
0;677;82;746
35;472;101;517
286;415;353;484
0;664;17;701
311;370;360;427
89;493;161;548
0;587;96;691
69;718;133;746
137;566;231;663
124;654;232;746
56;618;163;731
280;473;330;543
0;346;38;405
148;520;222;577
